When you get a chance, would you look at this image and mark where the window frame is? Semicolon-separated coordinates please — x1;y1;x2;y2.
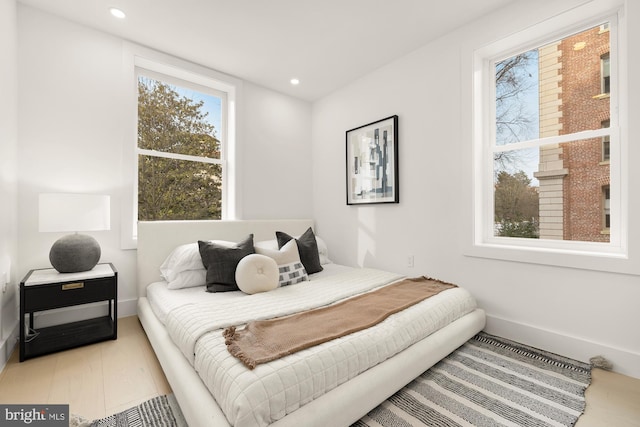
121;44;241;249
467;2;633;274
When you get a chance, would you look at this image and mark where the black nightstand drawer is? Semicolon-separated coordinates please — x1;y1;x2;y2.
23;277;116;312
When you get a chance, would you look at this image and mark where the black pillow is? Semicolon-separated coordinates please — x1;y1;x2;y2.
276;227;323;274
199;234;255;292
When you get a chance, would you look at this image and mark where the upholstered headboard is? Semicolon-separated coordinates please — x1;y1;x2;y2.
136;219;314;297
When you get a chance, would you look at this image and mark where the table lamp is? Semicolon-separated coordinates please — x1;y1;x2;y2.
39;193;111;273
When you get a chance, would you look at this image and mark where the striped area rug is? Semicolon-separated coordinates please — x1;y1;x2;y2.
353;332;592;427
88;394;187;427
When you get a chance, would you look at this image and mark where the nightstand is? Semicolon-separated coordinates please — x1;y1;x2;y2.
19;263;118;362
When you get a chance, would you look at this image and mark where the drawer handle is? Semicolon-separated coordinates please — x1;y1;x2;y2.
62;282;84;290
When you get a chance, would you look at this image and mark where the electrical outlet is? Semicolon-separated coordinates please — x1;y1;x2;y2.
407;255;414;268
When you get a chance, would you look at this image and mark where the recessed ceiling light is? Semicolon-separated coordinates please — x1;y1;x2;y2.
290;78;300;86
109;7;126;19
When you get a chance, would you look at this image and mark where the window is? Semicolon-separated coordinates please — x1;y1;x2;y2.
603;185;611;231
601;53;610;94
602;119;610;162
136;71;225;221
472;6;625;261
121;45;240;248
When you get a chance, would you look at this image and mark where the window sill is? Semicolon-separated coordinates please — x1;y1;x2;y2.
465;240;638;276
592;93;610;100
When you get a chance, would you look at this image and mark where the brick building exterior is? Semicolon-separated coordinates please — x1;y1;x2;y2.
535;25;610;242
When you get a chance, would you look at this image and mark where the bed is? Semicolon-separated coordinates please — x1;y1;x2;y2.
136;219;486;427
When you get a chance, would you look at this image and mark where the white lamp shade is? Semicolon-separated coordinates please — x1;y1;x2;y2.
39;193;111;232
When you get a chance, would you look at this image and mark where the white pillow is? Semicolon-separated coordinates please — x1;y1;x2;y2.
255;239;308;286
160;240;234;282
314;235;332;265
166;269;207;290
235;254;279;294
254;239;279;251
255;236;331;265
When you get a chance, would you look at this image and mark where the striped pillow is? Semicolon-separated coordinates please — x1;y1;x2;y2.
255;239;308;287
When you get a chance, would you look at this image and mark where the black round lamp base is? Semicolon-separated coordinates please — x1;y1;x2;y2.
49;234;101;273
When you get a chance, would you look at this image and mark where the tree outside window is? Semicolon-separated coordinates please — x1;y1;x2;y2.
137;75;224;221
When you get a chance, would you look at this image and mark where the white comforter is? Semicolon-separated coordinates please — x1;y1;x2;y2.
164;268;477;427
165;268;403;364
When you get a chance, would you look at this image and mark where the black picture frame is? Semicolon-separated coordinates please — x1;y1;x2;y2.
346;115;399;205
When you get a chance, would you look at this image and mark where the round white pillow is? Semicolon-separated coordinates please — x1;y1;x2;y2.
235;254;279;294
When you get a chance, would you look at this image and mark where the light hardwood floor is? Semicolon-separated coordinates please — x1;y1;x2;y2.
0;316;638;426
0;316;171;421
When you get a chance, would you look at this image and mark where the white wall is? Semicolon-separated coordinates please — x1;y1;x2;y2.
241;82;312;219
0;0;19;368
15;6;312;324
312;0;640;378
17;5;138;317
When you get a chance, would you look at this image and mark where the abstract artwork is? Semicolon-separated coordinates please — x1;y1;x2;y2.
346;115;399;205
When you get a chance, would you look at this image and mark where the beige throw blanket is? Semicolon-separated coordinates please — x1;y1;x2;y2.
224;276;456;369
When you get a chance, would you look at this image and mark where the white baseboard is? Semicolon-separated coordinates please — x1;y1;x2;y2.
485;314;640;379
0;321;18;372
118;298;138;318
0;299;138;374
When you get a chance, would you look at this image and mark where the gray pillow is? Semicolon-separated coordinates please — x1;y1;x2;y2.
199;234;255;292
276;227;323;274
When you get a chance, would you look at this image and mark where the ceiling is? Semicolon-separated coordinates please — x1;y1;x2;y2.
18;0;515;101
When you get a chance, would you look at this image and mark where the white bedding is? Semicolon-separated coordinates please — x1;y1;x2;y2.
146;263;353;324
148;266;478;427
166;268;404;365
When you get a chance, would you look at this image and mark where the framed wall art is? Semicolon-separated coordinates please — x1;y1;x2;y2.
346;115;398;205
